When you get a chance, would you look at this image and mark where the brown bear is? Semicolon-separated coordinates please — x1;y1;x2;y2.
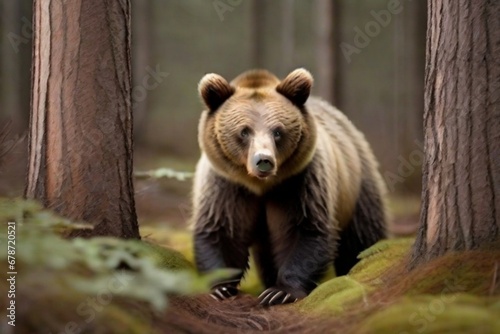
192;68;388;306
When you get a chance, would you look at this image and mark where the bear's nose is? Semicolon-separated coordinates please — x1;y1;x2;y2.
253;153;275;173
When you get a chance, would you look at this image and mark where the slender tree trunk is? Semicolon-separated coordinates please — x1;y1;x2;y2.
406;0;426;155
1;0;23;132
389;0;426;194
26;0;140;239
314;0;339;104
281;0;294;74
411;0;499;265
251;0;266;68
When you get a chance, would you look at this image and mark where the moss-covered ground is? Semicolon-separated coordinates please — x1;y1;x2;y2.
1;197;498;333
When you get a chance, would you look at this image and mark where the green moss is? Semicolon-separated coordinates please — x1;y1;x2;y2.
298;276;371;314
349;238;413;282
141;226;195;263
142;241;194;270
294;237;499;334
356;294;500;334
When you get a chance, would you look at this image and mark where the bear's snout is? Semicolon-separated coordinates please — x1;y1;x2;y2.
250;151;276;178
256;156;274;172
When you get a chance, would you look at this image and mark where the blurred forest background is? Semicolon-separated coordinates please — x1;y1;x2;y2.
0;0;426;232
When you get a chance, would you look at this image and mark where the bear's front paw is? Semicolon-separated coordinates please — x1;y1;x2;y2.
209;279;240;301
258;287;305;306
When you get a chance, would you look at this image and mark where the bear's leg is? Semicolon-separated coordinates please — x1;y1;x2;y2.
334;179;387;276
195;229;250;300
193;176;260;301
258;171;335;306
252;215;278;288
257;226;332;306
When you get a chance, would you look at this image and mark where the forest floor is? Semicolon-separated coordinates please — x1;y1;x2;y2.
2;146;499;334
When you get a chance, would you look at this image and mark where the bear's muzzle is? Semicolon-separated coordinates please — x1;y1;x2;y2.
249;151;276;179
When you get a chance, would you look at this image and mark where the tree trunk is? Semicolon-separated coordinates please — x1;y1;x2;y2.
411;0;499;265
314;0;339;104
251;0;266;68
281;0;294;74
1;0;23;132
26;0;140;239
387;0;426;194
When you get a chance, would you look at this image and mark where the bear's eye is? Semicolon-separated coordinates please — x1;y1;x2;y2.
240;128;250;139
272;129;282;141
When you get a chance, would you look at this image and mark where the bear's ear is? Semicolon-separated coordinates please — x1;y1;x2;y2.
198;73;235;112
276;68;313;107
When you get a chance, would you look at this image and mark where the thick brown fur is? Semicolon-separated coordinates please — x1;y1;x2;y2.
192;68;388;305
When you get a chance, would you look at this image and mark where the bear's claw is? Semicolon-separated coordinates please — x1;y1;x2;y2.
210;279;240;301
258;287;298;306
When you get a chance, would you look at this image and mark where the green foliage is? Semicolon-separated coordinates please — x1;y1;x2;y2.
134;168;194;181
0;197;231;311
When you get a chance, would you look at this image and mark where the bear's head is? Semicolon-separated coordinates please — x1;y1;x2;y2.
197;68;317;194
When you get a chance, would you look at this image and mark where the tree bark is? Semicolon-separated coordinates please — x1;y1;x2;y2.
26;0;140;239
411;0;499;265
